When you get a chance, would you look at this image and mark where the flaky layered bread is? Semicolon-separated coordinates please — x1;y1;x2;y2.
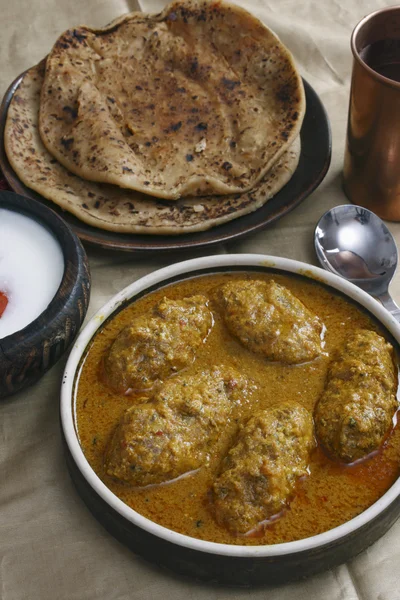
5;63;300;235
38;0;305;199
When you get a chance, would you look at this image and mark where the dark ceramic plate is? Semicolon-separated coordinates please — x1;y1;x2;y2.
0;73;331;252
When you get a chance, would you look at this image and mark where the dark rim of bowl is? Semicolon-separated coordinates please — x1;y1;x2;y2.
0;190;88;354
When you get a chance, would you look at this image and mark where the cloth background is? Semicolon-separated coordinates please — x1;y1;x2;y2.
1;0;400;598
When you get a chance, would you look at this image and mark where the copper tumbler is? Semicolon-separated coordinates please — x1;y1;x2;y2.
343;6;400;221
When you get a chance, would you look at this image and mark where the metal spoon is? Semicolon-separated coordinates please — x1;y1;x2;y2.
314;204;400;321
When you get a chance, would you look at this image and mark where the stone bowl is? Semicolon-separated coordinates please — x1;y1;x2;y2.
0;190;90;399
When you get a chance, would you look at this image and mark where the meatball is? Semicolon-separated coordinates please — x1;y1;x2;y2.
103;295;213;393
212;402;314;535
217;280;323;364
104;366;248;486
315;329;398;463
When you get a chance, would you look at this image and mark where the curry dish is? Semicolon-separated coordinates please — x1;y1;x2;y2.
75;271;400;545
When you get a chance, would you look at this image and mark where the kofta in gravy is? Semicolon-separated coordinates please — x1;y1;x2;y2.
315;329;397;463
217;279;323;364
103;295;213;393
213;402;315;534
75;272;400;545
105;366;248;486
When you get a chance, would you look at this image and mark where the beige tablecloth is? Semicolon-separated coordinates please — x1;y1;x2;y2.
2;1;400;598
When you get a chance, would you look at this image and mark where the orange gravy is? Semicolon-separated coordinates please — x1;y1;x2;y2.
74;272;400;545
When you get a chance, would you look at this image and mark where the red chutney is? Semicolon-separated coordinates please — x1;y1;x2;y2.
74;272;400;546
0;291;8;318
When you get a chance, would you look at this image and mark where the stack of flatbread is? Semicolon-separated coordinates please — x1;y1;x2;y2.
4;0;305;235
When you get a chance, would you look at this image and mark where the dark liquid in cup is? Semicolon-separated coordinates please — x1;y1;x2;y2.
360;38;400;82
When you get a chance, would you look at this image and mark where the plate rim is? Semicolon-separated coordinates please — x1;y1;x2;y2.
0;69;332;252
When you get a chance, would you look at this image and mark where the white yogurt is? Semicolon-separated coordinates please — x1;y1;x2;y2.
0;208;65;338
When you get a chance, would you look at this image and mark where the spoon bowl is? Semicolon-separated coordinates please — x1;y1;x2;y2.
315;204;400;319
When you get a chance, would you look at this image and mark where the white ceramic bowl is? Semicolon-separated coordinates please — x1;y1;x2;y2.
61;254;400;585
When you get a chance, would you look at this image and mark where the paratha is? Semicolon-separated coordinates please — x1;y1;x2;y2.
5;63;300;235
39;0;305;200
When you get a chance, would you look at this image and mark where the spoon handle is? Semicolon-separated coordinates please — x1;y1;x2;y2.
377;292;400;322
